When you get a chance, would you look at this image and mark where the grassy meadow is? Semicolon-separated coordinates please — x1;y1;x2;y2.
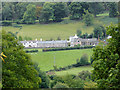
3;13;118;41
27;48;93;71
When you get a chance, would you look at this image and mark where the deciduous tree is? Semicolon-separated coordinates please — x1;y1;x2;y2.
23;4;36;24
2;31;41;88
92;24;120;88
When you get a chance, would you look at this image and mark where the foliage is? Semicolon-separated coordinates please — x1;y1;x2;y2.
80;54;89;65
80;33;88;39
43;46;94;52
84;81;97;88
89;2;105;17
49;75;64;88
23;4;36;24
53;82;69;88
62;74;84;88
92;24;120;88
39;3;53;23
8;31;17;39
78;71;91;80
69;2;89;20
77;30;82;38
34;64;50;88
93;25;106;39
2;3;14;20
109;2;118;17
25;50;38;53
18;36;23;41
2;31;41;88
52;3;69;22
36;6;43;19
83;10;94;26
15;3;29;19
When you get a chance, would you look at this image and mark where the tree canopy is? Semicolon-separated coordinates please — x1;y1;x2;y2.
23;4;36;24
92;24;120;88
2;31;41;88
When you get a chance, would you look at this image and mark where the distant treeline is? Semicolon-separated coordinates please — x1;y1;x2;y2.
1;2;118;24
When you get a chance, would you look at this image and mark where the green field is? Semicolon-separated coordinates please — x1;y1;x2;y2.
55;65;93;76
27;49;93;71
3;13;118;40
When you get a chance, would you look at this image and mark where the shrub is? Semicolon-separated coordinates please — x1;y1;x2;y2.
78;71;92;80
53;82;69;88
62;75;84;88
80;54;89;65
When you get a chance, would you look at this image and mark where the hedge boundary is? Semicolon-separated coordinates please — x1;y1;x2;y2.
25;50;38;53
43;46;95;52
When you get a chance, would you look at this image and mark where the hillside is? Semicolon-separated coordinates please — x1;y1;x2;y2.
3;13;118;41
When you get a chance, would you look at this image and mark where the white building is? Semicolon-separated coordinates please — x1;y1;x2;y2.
20;40;68;48
69;34;99;47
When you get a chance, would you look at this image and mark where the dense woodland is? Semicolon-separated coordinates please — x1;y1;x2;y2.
1;2;118;23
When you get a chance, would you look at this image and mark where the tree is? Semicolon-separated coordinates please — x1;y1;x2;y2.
93;26;104;39
77;30;82;38
81;33;88;39
109;2;118;17
2;3;14;20
36;6;43;20
83;10;94;26
52;2;69;22
69;2;89;20
2;31;41;88
34;64;50;88
15;2;29;19
80;54;89;65
23;4;36;24
91;24;120;88
39;3;53;23
89;2;104;17
62;74;84;88
87;33;94;38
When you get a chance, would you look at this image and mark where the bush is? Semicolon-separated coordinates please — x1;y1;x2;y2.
78;71;92;80
62;75;84;88
80;54;89;65
53;82;69;88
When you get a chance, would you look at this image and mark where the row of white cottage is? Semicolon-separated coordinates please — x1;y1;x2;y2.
20;34;99;48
